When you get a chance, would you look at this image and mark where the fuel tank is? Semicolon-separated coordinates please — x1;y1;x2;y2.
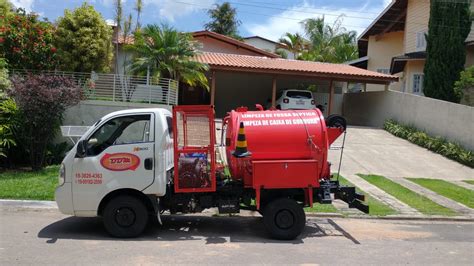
224;107;335;182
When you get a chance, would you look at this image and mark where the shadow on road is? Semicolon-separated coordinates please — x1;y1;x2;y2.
38;215;358;244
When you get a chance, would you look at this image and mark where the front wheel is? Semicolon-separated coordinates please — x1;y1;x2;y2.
263;198;306;240
103;195;149;238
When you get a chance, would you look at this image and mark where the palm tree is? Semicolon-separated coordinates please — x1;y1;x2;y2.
127;24;209;89
300;16;358;63
204;2;241;39
278;32;306;59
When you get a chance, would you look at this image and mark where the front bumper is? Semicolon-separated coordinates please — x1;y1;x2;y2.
55;182;74;215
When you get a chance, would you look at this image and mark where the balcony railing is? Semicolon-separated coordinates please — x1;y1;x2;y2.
10;69;179;105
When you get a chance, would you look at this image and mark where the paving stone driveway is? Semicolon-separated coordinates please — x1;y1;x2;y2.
328;126;474;217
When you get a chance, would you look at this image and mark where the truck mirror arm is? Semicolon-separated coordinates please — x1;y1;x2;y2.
75;139;87;158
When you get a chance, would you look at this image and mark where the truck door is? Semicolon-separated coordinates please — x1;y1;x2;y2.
72;113;155;212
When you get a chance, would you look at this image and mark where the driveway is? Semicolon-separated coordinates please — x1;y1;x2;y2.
328;126;473;180
1;207;473;265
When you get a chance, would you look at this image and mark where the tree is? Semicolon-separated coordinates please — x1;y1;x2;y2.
0;0;13;15
9;74;82;170
127;24;209;89
204;2;241;39
0;58;16;158
423;0;472;103
279;33;306;59
454;66;474;106
0;8;57;70
55;3;113;72
299;16;358;63
134;0;143;31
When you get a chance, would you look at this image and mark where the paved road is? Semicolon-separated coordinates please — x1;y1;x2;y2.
1;208;473;265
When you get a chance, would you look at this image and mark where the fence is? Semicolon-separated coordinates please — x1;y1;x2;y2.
10;69;179;105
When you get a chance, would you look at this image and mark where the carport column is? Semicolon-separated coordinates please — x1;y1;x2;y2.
210;70;216;105
328;80;334;115
271;76;277;108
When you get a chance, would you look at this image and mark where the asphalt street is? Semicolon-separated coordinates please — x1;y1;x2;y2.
1;207;473;265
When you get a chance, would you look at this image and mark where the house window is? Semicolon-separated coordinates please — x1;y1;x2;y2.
416;31;427;51
377;68;390;75
412;74;424;94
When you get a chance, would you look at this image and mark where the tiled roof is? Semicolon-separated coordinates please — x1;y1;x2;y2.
192;31;279;58
195;52;398;83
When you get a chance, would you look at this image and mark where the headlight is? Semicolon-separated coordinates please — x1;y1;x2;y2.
58;164;65;186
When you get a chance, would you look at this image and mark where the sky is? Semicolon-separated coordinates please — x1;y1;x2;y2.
10;0;393;41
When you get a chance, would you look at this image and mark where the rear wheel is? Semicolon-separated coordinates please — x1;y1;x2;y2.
103;195;148;238
263;198;306;240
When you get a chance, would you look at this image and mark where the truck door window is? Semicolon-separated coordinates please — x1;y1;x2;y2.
87;114;151;156
166;116;173;138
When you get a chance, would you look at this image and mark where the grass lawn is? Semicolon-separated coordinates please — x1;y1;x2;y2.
407;178;474;208
305;203;339;213
336;175;397;216
0;165;59;200
359;174;457;216
463;180;474;185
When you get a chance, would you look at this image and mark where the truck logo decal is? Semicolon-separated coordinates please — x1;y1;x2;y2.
100;153;140;171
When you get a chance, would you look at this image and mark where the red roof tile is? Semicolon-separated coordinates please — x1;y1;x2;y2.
195;52;398;83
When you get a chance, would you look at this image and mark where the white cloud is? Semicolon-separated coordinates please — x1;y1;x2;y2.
244;0;392;42
144;0;216;22
10;0;35;12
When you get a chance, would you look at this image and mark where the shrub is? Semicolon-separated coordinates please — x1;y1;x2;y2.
0;8;57;70
454;66;474;106
0;98;18;158
384;119;473;168
9;74;82;170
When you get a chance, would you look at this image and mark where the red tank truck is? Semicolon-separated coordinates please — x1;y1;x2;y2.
55;105;367;240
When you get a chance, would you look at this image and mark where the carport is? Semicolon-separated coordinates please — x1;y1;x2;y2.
193;52;398;117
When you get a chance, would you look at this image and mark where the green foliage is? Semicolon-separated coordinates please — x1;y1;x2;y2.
384;119;474;168
55;3;113;72
0;58;11;96
278;32;305;59
423;0;472;103
454;66;474;106
0;165;59;200
0;0;13;16
9;74;82;170
128;24;209;89
204;2;241;39
0;9;57;70
0;98;18;158
299;16;358;63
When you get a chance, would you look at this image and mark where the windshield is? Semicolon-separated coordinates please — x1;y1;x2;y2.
286;91;312;99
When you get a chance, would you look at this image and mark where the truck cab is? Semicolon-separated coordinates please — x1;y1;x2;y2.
55;108;173;218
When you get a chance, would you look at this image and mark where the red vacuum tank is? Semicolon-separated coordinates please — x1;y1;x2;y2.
223;107;342;184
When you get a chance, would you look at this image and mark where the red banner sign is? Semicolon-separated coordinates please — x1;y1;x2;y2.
100;153;140;171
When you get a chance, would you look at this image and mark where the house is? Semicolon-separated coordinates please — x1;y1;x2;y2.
243;36;295;59
350;0;474;94
115;30;397;117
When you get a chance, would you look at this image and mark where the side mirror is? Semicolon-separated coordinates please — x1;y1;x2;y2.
76;139;87;158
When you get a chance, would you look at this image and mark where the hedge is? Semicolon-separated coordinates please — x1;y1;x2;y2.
383;119;474;168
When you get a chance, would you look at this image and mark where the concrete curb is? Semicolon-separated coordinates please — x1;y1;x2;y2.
0;199;57;209
2;199;474;222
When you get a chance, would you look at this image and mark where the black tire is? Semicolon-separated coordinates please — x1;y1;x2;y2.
103;195;149;238
263;198;306;240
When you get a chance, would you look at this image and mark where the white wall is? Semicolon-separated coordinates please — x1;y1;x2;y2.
63;100;171;126
343;90;474;150
243;38;295;59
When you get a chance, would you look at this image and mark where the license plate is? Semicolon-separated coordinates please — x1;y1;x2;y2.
296;100;305;105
